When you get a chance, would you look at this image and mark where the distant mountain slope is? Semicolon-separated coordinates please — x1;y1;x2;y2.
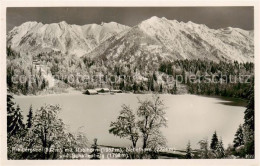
7;17;254;63
7;21;130;57
88;16;254;63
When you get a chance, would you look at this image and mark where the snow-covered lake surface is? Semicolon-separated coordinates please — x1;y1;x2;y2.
14;93;245;150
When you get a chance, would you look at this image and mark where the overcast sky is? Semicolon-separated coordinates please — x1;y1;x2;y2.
7;7;254;31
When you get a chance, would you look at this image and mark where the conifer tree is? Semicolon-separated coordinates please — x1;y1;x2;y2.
7;93;15;116
173;81;177;94
244;86;254;131
198;139;209;159
7;104;25;137
233;124;244;148
7;93;16;137
41;78;46;90
159;84;163;93
210;131;219;152
216;138;225;158
26;105;33;129
7;92;25;159
185;141;192;159
243;84;254;155
90;138;100;160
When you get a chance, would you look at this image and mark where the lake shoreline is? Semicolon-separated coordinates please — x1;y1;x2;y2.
200;94;248;107
13;88;247;108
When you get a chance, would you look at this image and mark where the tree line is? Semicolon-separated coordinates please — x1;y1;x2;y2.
7;47;49;95
7;47;254;100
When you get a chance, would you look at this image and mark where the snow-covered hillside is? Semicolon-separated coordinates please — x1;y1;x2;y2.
89;16;254;63
7;21;130;57
7;17;254;63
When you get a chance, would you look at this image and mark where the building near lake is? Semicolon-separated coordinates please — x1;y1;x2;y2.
110;90;122;93
84;89;98;95
95;88;110;93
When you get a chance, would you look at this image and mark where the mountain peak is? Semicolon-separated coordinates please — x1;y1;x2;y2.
18;21;39;28
150;16;160;20
8;21;41;35
100;21;121;26
139;16;181;27
59;21;68;25
137;16;165;28
146;16;164;22
185;21;208;28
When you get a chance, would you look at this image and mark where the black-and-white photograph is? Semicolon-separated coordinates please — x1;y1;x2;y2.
5;6;255;160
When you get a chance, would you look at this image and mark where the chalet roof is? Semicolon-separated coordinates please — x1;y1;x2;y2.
86;89;98;93
110;90;122;92
95;88;110;91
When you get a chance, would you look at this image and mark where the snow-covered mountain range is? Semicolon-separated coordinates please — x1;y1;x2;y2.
7;16;254;63
7;21;130;57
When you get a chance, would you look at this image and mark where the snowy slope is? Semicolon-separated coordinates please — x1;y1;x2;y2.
7;17;254;63
138;16;254;62
7;21;130;57
88;16;254;63
87;26;178;70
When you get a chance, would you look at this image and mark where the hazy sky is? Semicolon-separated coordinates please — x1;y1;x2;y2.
7;7;254;31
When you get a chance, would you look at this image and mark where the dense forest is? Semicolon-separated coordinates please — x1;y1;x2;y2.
7;47;254;101
7;47;49;95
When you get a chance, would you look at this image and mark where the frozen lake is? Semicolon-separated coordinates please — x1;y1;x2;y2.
14;93;245;150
